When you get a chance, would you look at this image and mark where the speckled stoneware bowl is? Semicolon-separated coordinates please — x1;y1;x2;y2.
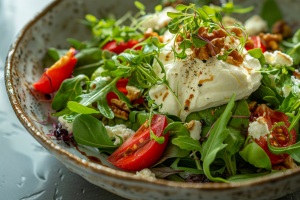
5;0;300;199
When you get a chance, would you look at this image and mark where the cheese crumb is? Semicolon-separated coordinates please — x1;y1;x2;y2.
58;116;73;133
264;51;293;67
105;124;135;145
248;117;269;140
134;168;157;181
244;15;268;36
189;120;202;140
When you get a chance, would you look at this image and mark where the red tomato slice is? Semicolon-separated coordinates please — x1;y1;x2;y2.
102;40;142;55
246;36;266;53
107;114;169;171
33;48;77;93
252;104;297;165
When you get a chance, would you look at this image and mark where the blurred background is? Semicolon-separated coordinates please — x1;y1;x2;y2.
0;0;299;199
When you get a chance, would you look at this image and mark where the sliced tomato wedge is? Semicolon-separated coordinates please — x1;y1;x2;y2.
246;36;266;53
33;48;77;93
107;114;169;171
102;40;142;55
252;104;297;165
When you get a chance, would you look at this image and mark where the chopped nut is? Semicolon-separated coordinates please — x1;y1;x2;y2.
109;104;129;120
143;28;164;43
187;120;195;130
192;45;210;60
245;38;255;49
126;86;140;101
111;99;129;112
293;69;300;79
272;20;292;38
229;27;243;37
248;101;257;112
259;33;283;51
221;45;244;66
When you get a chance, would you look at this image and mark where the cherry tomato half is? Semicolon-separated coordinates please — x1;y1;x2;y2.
33;48;77;94
107;114;169;171
253;104;297;165
246;36;266;53
102;40;142;54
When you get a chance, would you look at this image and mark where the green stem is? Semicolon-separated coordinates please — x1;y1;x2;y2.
193;153;203;170
222;150;236;176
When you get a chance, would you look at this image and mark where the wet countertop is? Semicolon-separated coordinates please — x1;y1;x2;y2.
0;1;299;200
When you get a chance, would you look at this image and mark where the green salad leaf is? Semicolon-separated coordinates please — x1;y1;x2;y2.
52;74;89;111
79;76;132;119
239;136;272;170
73;114;117;150
202;93;236;182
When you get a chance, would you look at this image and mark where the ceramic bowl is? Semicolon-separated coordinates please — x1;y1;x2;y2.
5;0;300;199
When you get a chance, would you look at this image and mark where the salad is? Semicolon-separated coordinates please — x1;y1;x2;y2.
34;0;300;183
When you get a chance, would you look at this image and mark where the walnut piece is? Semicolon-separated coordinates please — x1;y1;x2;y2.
220;45;243;66
248;101;257;112
111;99;129;112
272;20;292;39
293;69;300;79
259;33;283;51
144;28;164;43
187;120;195;130
109;104;129;120
126;86;140;101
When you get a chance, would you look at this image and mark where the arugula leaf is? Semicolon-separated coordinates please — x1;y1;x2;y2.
172;135;203;153
170;158;204;174
67;101;100;114
52;75;89;111
73;114;117;149
260;0;282;29
202;93;236;182
222;100;250;175
79;76;131;119
239;136;272;170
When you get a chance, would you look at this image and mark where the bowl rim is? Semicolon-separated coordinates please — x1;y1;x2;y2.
5;0;300;191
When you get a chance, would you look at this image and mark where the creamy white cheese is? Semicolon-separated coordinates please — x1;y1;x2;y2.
105;124;135;145
264;51;293;67
142;7;177;30
244;15;268;36
58;116;73;133
149;51;262;121
134;168;157;181
189;120;202;140
248;117;269;140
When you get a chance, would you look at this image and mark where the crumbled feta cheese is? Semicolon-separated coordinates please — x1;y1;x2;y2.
283;85;292;97
142;7;177;30
222;16;243;28
264;51;293;67
189;120;202;140
134;168;157;181
58;116;73;133
105;124;135;145
244;15;268;36
248;117;269;140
